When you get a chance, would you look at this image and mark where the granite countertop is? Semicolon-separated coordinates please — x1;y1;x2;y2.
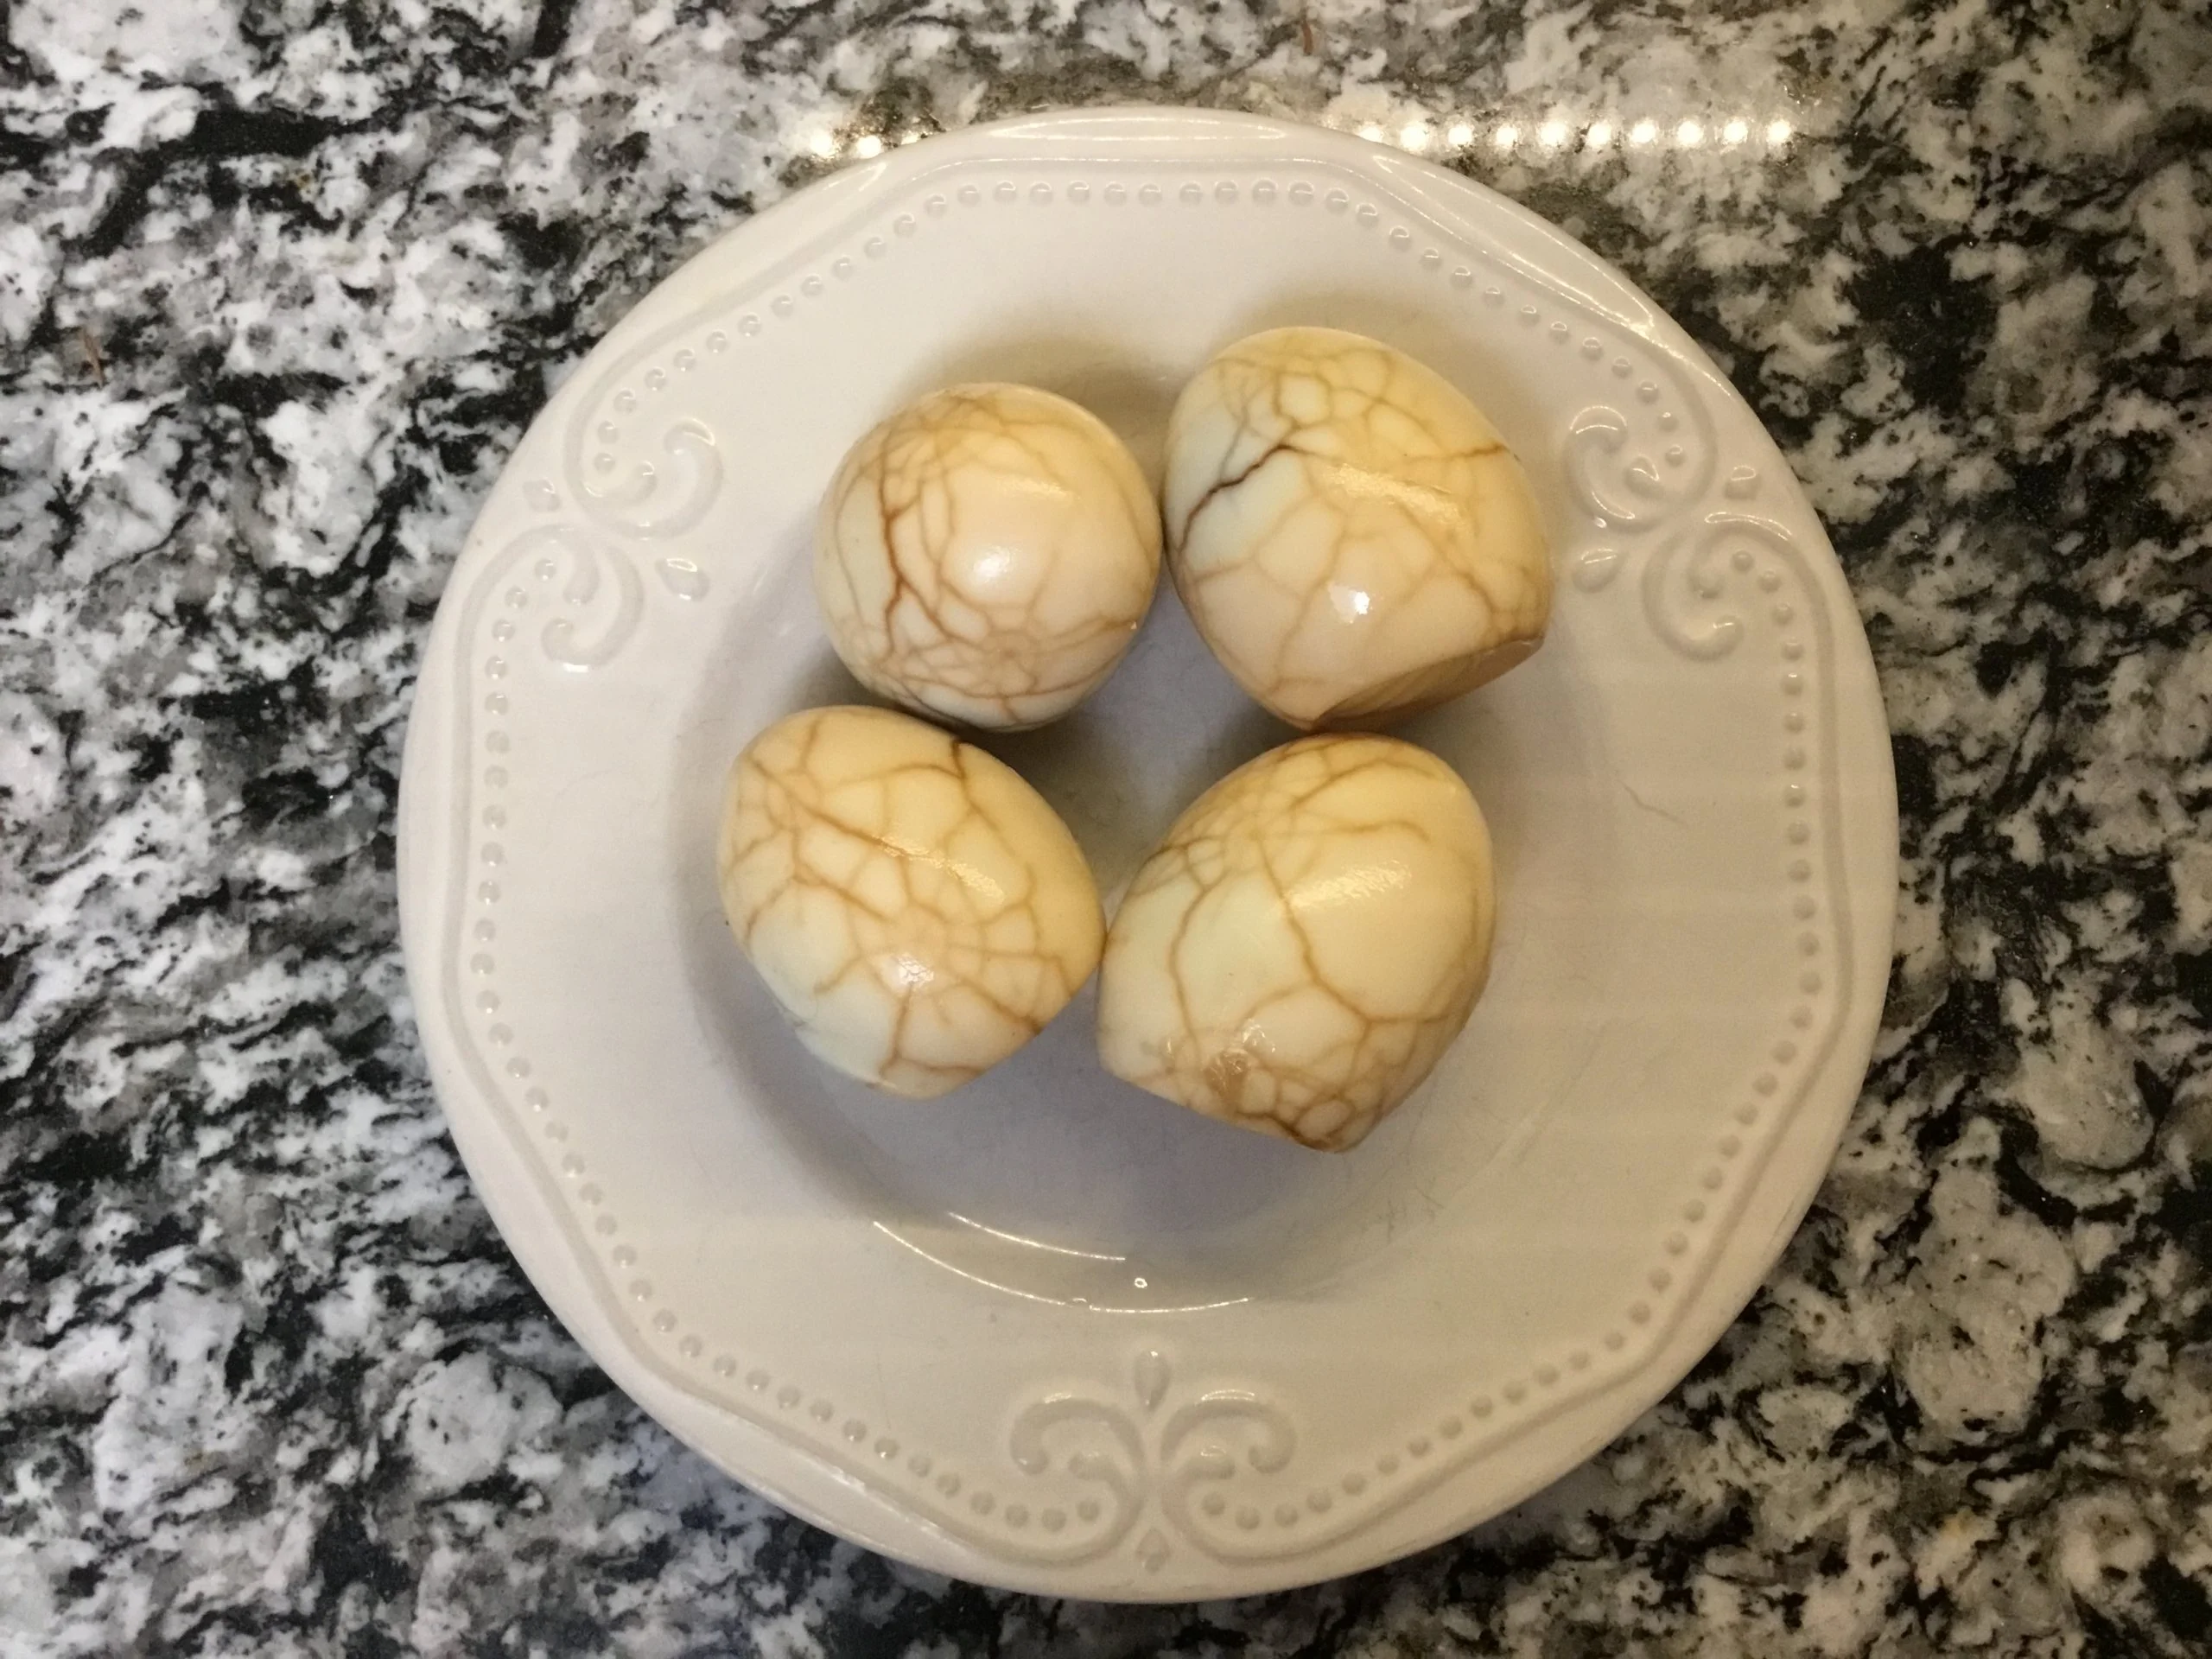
3;0;2210;1653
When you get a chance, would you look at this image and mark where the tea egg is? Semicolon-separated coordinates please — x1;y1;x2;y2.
1097;733;1494;1150
1163;327;1552;729
719;705;1103;1096
816;383;1161;731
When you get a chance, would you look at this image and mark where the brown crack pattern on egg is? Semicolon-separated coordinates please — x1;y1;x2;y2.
1163;327;1553;730
815;384;1161;732
1096;733;1495;1151
719;705;1103;1096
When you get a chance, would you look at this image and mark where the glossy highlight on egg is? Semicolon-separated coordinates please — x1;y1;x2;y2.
1163;326;1553;730
718;704;1104;1096
1097;732;1496;1150
815;382;1161;731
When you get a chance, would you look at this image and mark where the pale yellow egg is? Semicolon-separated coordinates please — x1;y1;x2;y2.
1163;327;1552;730
815;384;1161;731
719;705;1103;1096
1097;733;1494;1150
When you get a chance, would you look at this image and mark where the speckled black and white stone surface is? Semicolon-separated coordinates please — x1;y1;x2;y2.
3;0;2210;1653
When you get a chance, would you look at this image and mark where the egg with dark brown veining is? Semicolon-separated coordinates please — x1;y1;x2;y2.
1097;732;1495;1150
1164;327;1552;730
815;384;1161;731
720;705;1104;1096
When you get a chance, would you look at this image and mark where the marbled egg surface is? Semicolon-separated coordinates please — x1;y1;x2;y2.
719;705;1103;1096
816;383;1160;731
1099;733;1494;1150
1164;327;1551;729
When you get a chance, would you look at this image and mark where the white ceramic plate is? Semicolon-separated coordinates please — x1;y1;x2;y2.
397;110;1896;1601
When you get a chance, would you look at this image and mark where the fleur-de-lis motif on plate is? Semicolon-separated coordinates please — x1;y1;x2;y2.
1573;505;1808;666
1006;1351;1296;1573
569;416;723;539
478;515;709;676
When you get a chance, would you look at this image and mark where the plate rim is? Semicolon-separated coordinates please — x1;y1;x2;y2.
397;105;1898;1601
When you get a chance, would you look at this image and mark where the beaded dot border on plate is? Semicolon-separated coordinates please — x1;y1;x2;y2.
466;553;1082;1536
488;162;1844;1555
470;550;632;1253
581;173;1705;468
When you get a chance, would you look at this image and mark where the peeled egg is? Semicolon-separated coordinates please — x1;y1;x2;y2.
1163;327;1552;730
815;383;1162;730
719;705;1104;1096
1097;733;1494;1150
